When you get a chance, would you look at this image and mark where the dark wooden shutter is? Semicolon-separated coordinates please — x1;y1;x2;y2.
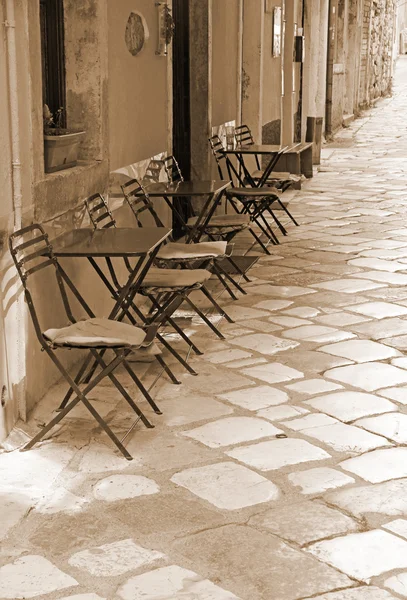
40;0;66;124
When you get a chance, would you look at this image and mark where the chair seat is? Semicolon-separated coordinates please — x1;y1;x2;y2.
227;187;280;198
142;267;211;291
43;318;147;349
157;241;227;261
187;214;250;232
252;170;301;183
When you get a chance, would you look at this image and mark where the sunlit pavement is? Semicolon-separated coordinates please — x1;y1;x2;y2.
2;58;407;600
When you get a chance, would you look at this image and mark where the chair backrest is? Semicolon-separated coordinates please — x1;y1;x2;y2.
235;124;255;147
163;155;184;183
121;178;164;228
235;124;261;170
85;193;116;229
143;159;164;185
8;224;75;343
208;135;243;186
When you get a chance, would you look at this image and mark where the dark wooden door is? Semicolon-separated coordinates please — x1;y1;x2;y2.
172;0;191;238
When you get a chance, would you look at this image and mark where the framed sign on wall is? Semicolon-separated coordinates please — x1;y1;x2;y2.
273;7;282;57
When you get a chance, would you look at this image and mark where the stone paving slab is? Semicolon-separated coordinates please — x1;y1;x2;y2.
3;57;407;600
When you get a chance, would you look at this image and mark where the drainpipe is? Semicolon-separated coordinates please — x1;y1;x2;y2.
4;0;26;423
4;0;22;230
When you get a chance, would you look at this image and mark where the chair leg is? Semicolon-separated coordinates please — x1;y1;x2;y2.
183;295;225;340
121;359;162;414
147;294;203;356
155;353;181;385
213;263;247;296
58;351;94;410
248;227;272;255
23;351;137;460
200;285;234;323
157;333;198;376
277;198;299;226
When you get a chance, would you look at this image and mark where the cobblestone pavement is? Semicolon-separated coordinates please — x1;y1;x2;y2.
3;59;407;600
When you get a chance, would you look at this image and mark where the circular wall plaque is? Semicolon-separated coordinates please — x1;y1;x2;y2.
125;12;149;56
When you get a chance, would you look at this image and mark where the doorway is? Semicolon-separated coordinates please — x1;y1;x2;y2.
172;0;191;238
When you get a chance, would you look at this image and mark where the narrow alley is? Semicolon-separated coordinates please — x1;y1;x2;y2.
2;50;407;600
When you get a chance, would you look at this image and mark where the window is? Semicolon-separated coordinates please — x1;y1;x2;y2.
40;0;66;124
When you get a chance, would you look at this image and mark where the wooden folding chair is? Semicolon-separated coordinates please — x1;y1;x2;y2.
9;224;166;460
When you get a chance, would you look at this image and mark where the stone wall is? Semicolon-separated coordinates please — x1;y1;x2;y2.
368;0;395;100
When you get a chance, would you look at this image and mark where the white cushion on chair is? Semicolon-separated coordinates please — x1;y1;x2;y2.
142;267;211;289
187;214;249;228
43;318;147;348
157;241;227;261
227;187;280;197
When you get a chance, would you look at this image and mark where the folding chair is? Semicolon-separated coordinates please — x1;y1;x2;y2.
209;135;287;245
88;193;231;353
235;124;301;195
9;224;169;460
162;155;260;286
85;193;199;376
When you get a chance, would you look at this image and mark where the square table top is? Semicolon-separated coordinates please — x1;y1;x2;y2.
143;180;231;197
49;228;172;257
225;144;292;155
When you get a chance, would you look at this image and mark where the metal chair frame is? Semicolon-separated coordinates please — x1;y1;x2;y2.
86;193;198;376
162;156;257;290
88;192;232;353
209;135;287;247
9;224;168;460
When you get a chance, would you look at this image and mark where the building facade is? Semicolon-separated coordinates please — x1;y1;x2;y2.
0;0;399;442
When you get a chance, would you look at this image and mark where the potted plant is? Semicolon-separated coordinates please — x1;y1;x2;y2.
43;105;85;173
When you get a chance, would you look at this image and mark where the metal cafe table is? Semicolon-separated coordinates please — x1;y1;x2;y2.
141;179;257;276
139;180;231;241
48;227;172;320
225;142;313;188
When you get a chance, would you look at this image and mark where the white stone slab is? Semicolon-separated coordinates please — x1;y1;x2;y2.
283;306;321;318
227;438;331;471
311;587;398;600
349;301;407;319
250;501;358;545
313;279;385;293
242;363;304;384
182;416;282;448
254;299;294;311
203;349;252;364
285;379;343;395
308;530;407;581
68;539;164;577
218;386;289;410
288;467;355;495
378;387;407;404
349;258;406;272
225;357;268;369
229;333;300;355
352;271;407;285
268;316;313;327
305;391;397;422
282;325;342;341
283;413;338;431
118;565;241;599
326;478;407;518
356;413;407;443
315;312;371;327
93;475;160;502
221;305;270;321
340;448;407;483
171;462;280;510
299;422;390;453
325;363;407;391
383;519;407;540
249;285;317;297
385;573;407;598
319;340;401;363
0;555;78;599
257;405;308;421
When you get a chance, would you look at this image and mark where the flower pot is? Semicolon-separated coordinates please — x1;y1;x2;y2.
43;131;86;173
